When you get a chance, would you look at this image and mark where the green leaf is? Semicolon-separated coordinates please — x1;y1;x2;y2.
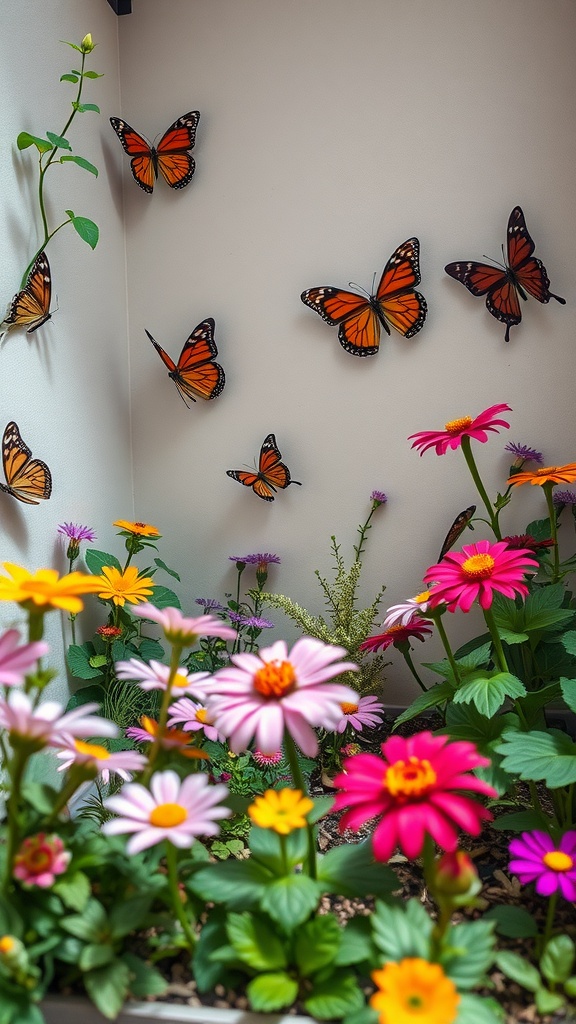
294;914;341;976
61;898;107;942
53;870;91;911
66;212;99;249
46;131;71;149
335;916;375;966
190;860;272;908
247;971;298;1012
318;839;399;899
249;822;307;874
135;638;165;662
109;896;151;938
441;919;496;990
371;899;433;960
154;557;181;581
66;645;104;680
21;781;60;815
85;548;121;574
304;971;365;1019
16;131;52;152
83;70;104;78
393;681;455;727
492;808;551;832
80;943;114;971
147;585;181;609
562;630;576;656
517;682;562;725
122;952;167;997
540;934;575;984
495;950;541;991
260;874;321;930
564;976;576;997
484;905;538;938
560;676;576;713
65;681;106;708
60;73;80;82
453;671;526;717
60;154;98;175
455;993;505;1024
535;987;566;1014
226;912;287;970
495;728;576;787
84;959;131;1020
496;628;529;645
192;913;230;992
76;102;101;113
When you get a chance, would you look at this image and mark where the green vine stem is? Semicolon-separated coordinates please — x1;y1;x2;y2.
542;482;561;582
165;841;197;951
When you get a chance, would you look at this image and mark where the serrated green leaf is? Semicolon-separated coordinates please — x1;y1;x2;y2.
294;914;341;976
484;905;538;938
247;971;298;1012
540;934;575;984
84;959;131;1019
46;131;71;149
560;677;576;713
455;993;505;1024
226;912;287;970
66;645;104;680
441;919;496;989
496;728;576;787
85;548;121;574
495;950;541;991
135;638;165;662
371;900;433;959
122;952;167;997
17;131;52;152
260;874;321;930
60;154;98;175
147;585;181;610
70;215;99;249
318;839;398;899
562;630;576;656
444;704;519;745
453;671;526;718
497;628;529;645
304;971;365;1019
89;654;107;669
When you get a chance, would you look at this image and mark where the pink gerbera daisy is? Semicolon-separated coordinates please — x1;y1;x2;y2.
409;403;512;456
167;698;224;742
360;616;433;653
115;658;209;697
56;739;147;782
102;770;231;854
424;539;538;613
333;731;496;861
336;694;385;733
380;591;434;630
0;691;117;749
0;628;48;686
205;637;358;756
132;604;236;648
508;830;576;902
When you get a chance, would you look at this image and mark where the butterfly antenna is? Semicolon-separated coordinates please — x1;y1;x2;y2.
348;281;370;299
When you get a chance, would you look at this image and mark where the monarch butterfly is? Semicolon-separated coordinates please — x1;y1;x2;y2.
227;434;301;501
301;237;427;357
1;251;53;335
109;112;200;193
146;320;225;406
438;505;476;561
0;422;52;504
445;207;566;342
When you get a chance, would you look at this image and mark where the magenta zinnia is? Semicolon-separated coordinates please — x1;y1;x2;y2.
409;403;511;456
361;617;433;652
424;539;538;613
333;731;496;861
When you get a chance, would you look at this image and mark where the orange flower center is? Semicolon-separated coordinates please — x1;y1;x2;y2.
444;415;472;434
341;701;359;715
253;660;296;698
173;672;190;689
74;739;110;760
195;708;209;723
461;553;495;579
140;716;159;737
414;590;431;604
543;850;573;872
384;756;437;799
25;848;51;870
0;936;15;954
537;466;559;476
149;802;188;828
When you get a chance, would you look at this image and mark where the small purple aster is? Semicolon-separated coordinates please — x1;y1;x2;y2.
504;442;543;465
195;597;226;612
58;522;97;543
553;489;576;507
370;490;388;505
232;614;275;629
229;553;281;567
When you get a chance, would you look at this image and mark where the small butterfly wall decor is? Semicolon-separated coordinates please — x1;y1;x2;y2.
1;251;53;336
0;422;52;504
110;112;200;193
445;207;565;342
227;434;301;501
146;319;225;406
301;237;427;357
438;505;476;561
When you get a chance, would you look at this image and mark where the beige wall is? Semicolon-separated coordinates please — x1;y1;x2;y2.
2;0;575;704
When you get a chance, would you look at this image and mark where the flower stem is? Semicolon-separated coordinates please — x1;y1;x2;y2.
482;607;509;674
353;504;378;562
400;648;428;692
141;643;183;784
543;483;560;582
460;436;501;540
165;841;196;951
283;731;317;880
540;890;559;955
429;610;462;687
3;748;29;892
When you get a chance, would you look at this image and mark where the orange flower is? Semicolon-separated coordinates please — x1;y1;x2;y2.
0;564;101;614
97;566;154;607
508;463;576;488
113;519;160;537
370;958;460;1024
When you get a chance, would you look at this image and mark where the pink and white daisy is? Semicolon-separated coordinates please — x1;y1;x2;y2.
334;731;497;861
360;616;433;653
102;769;231;854
380;591;434;630
409;403;512;456
13;833;70;888
133;604;236;647
205;637;358;757
424;539;539;613
0;691;117;748
115;657;209;697
56;738;147;782
125;716;210;760
0;628;49;686
336;694;385;733
167;697;224;742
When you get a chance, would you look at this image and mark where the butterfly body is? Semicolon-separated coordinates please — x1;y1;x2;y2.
146;319;225;406
445;207;565;342
301;237;427;357
0;422;52;504
1;251;52;335
110;112;200;193
227;434;301;501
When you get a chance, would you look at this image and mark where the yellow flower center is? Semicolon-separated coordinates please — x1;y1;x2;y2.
543;850;574;872
537;466;559;475
444;415;472;434
173;672;190;689
414;590;431;604
253;660;296;698
195;708;209;723
384;757;437;799
74;739;110;760
461;553;495;579
149;802;188;828
25;848;51;871
0;936;15;954
341;701;359;715
140;716;158;737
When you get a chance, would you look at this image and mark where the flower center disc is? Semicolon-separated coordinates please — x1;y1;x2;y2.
253;660;296;698
384;756;437;799
173;672;190;689
444;415;472;434
538;466;559;476
195;708;209;723
150;802;188;828
341;702;359;715
74;739;110;759
543;850;574;872
461;553;495;580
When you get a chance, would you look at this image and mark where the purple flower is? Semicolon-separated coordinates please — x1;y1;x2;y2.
57;522;97;543
195;597;226;611
229;553;281;567
504;442;543;465
553;489;576;507
228;613;275;629
508;830;576;901
370;490;388;505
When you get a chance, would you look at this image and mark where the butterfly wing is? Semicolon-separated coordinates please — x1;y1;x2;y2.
301;287;379;356
507;206;565;306
110;117;156;193
0;422;52;504
155;112;200;189
174;319;225;402
145;329;178;373
375;237;427;338
226;469;275;501
1;252;52;334
445;258;520;341
438;505;476;561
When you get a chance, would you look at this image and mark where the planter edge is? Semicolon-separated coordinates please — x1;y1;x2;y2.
41;995;312;1024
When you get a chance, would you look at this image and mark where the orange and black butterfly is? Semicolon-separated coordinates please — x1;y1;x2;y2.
445;207;565;342
301;237;427;357
1;251;53;335
227;434;301;501
146;319;225;406
438;506;476;561
109;112;200;193
0;422;52;504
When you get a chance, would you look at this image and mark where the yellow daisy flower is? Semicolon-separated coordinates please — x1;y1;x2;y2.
508;462;576;488
113;519;160;537
370;958;460;1024
248;788;314;835
97;566;154;607
0;563;101;614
